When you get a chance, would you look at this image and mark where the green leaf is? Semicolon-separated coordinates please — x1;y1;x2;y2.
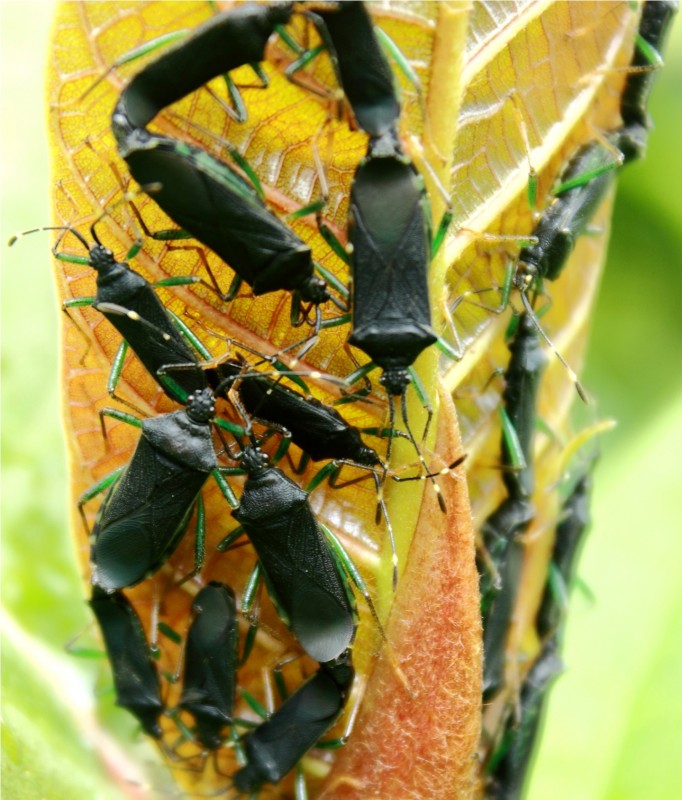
2;614;134;799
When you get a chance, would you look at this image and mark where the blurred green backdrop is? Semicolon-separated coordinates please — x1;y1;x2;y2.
1;3;681;798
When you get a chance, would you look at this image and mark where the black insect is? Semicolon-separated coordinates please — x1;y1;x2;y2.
230;442;356;664
111;3;344;321
537;463;596;640
513;134;627;403
348;131;436;402
617;0;678;164
179;581;239;750
89;586;164;738
83;387;234;592
9;223;208;405
305;0;400;138
235;367;381;469
232;649;354;793
487;461;596;794
516;139;617;291
479;313;546;699
320;121;453;512
113;5;293;133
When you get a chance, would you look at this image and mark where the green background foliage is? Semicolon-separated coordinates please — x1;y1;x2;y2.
1;3;681;797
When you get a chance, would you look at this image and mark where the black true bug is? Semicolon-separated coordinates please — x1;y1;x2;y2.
228;442;356;664
300;0;401;138
511;136;625;404
515;138;619;293
110;129;340;319
8;222;211;405
81;386;237;592
617;0;679;165
486;638;563;800
232;649;354;794
479;313;546;698
485;461;596;794
344;134;469;508
347;130;437;405
235;366;381;469
88;586;164;738
536;464;595;640
179;581;239;750
110;3;346;323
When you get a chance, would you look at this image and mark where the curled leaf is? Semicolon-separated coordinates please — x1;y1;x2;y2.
46;2;639;798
